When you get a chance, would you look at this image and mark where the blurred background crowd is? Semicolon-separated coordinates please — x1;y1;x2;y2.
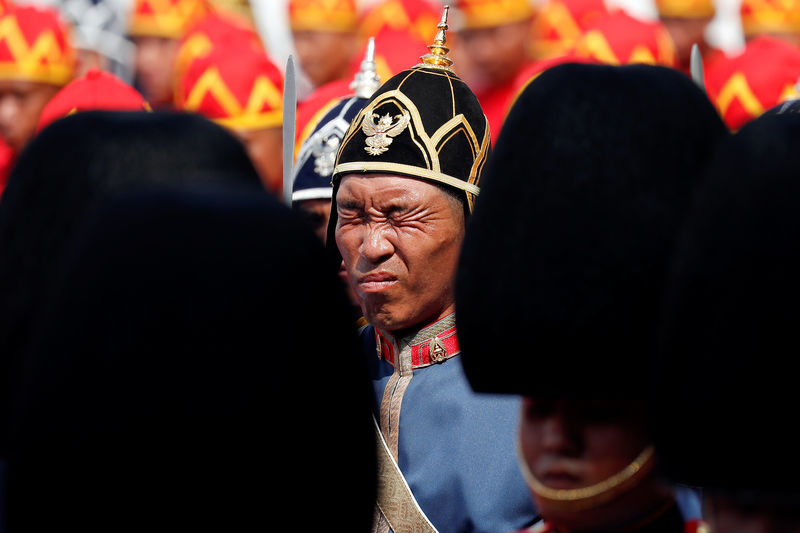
0;0;797;531
0;0;799;200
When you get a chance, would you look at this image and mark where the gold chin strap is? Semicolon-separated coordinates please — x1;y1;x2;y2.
516;436;656;513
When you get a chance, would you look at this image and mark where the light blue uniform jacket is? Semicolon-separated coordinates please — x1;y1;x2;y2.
363;318;538;533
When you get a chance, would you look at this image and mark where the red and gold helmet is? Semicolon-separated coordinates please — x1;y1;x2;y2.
354;0;439;80
453;0;534;29
740;0;800;39
37;68;150;132
0;4;75;86
288;0;358;32
359;0;438;43
128;0;210;39
530;0;607;59
705;35;800;130
656;0;715;19
173;12;263;86
175;40;282;130
570;10;677;67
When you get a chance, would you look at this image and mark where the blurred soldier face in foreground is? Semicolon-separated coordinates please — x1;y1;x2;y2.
292;30;357;88
0;80;60;152
133;35;180;108
519;397;666;532
335;174;465;333
456;20;531;88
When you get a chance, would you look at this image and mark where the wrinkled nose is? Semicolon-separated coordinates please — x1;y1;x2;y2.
360;224;394;264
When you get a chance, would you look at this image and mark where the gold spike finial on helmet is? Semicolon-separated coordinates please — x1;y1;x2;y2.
418;5;454;71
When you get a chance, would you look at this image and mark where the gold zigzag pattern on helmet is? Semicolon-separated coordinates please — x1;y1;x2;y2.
742;0;800;17
575;29;674;66
740;0;800;35
714;71;797;120
540;3;582;42
656;0;715;18
173;32;213;82
458;0;534;28
0;15;68;71
360;0;437;43
131;0;206;34
715;72;764;118
184;65;281;119
289;0;357;31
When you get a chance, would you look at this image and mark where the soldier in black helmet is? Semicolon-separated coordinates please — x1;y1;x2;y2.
653;111;800;533
455;62;728;533
328;6;537;533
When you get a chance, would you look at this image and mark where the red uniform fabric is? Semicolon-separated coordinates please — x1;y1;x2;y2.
474;63;532;145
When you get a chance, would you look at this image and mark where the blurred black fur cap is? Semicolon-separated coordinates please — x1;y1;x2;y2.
5;185;375;531
456;63;728;400
653;112;800;502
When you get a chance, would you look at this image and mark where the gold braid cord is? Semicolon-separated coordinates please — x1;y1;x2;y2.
373;416;440;533
517;441;657;513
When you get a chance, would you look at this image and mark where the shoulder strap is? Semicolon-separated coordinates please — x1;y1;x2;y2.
373;416;440;533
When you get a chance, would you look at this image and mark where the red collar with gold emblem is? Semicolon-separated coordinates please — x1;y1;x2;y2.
374;314;460;369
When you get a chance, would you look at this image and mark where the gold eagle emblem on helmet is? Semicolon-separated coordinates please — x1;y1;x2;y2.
362;110;411;156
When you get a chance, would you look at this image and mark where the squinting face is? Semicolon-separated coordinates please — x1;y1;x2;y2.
335;174;465;333
520;397;660;531
0;80;60;153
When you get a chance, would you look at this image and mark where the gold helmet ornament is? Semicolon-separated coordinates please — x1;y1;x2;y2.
331;5;489;214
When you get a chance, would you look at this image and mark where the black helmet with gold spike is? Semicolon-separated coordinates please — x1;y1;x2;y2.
331;5;489;213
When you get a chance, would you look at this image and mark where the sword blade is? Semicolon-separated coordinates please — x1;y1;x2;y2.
690;43;705;93
282;55;297;206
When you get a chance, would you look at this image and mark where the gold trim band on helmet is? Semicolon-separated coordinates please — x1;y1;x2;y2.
456;0;535;30
741;19;800;36
214;108;283;130
0;64;73;86
289;9;357;32
657;5;715;18
333;161;481;196
516;438;656;513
